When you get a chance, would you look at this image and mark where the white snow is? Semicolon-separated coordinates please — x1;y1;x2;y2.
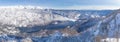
0;6;78;34
0;6;76;27
0;5;43;9
91;15;100;18
101;38;120;42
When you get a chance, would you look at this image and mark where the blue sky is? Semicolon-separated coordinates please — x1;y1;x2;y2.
0;0;120;9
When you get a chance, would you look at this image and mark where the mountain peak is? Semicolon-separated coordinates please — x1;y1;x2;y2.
0;5;43;9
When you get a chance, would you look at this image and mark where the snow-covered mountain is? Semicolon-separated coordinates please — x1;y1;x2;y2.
0;6;118;42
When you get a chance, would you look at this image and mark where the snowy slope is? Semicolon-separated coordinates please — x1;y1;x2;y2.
0;6;79;35
0;6;77;27
0;6;116;42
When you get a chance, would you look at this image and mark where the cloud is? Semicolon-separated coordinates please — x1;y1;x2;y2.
38;0;120;10
62;5;120;10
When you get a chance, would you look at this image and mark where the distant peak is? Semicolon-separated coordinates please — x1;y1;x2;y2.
0;5;43;9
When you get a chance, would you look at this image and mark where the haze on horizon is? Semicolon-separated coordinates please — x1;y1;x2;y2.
0;0;120;9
